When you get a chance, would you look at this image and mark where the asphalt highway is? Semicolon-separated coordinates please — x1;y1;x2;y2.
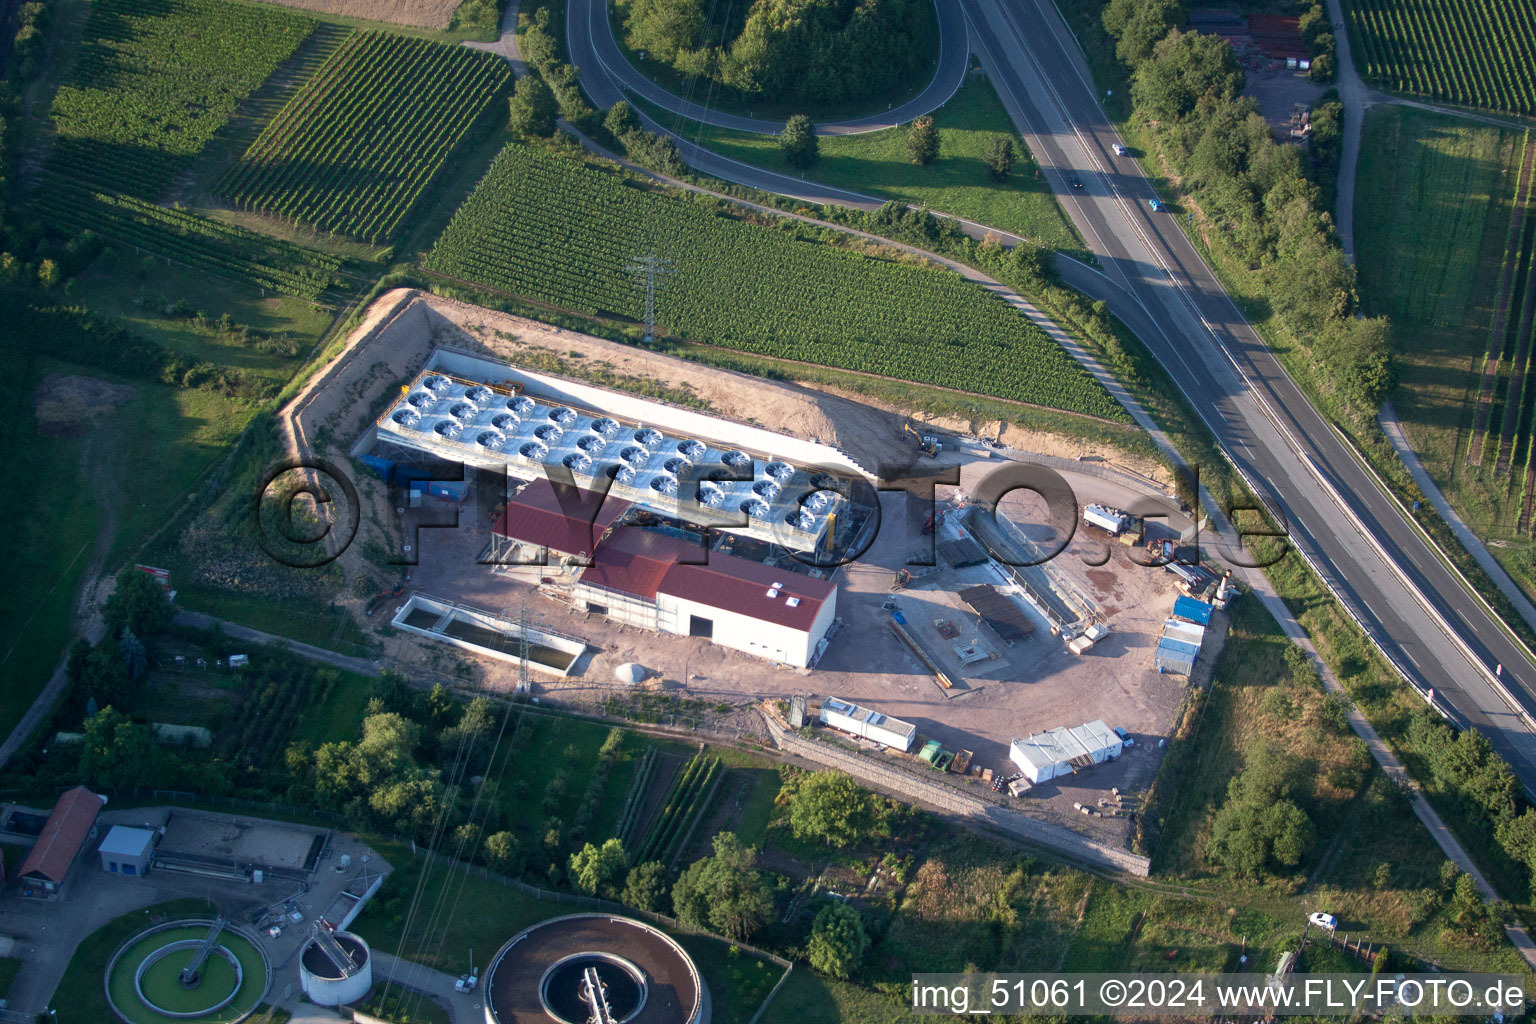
569;0;1536;789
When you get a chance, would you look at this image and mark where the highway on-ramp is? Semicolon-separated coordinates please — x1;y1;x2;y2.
574;0;970;135
568;0;1536;790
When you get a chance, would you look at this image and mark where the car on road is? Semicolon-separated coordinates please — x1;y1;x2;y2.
1113;726;1134;747
1309;912;1338;931
1069;175;1082;189
1113;143;1127;156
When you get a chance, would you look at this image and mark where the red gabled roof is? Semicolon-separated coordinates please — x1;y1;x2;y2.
578;527;703;600
18;786;104;885
1248;14;1308;58
579;528;836;631
659;552;834;631
493;479;629;557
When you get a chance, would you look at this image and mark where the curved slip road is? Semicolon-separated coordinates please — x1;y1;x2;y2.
570;0;970;134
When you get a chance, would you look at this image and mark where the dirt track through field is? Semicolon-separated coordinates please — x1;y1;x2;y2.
255;0;460;28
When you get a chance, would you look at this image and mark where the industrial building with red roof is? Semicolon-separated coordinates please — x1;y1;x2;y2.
570;522;837;668
491;478;630;561
489;481;839;666
17;785;106;898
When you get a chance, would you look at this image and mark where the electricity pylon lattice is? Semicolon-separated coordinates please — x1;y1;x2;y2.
626;251;675;344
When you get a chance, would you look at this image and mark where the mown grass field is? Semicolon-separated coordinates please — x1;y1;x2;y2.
667;74;1082;250
1354;106;1536;579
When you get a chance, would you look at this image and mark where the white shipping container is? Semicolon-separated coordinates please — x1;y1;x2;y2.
819;697;917;752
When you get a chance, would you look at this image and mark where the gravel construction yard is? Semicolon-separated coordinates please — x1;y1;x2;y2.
383;454;1211;846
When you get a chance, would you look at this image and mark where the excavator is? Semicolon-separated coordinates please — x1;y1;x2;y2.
903;421;938;458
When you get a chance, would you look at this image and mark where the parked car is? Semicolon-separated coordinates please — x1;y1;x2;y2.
1309;912;1338;931
1113;726;1135;747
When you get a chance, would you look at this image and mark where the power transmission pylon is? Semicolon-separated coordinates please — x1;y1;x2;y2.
626;250;675;344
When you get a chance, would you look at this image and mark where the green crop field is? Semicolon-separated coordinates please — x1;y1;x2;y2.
219;31;511;243
1354;107;1536;581
34;180;345;300
36;0;349;300
426;145;1126;420
1341;0;1536;116
49;0;316;200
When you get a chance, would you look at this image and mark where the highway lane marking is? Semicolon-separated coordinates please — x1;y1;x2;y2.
983;0;1529;722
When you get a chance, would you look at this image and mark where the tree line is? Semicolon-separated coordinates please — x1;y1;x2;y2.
1101;0;1393;414
620;0;933;106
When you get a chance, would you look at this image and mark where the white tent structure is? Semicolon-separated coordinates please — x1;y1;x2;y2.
1009;719;1123;782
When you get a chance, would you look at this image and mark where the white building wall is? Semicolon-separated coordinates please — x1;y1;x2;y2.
656;589;836;668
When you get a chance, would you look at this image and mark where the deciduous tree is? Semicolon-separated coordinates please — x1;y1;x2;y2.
790;771;877;847
569;838;628;898
622;860;669;912
780;115;818;168
671;832;773;940
807;902;868;978
984;136;1016;181
509;77;557;137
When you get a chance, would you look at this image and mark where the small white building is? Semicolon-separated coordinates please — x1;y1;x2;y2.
1009;719;1123;782
98;825;155;877
818;697;917;751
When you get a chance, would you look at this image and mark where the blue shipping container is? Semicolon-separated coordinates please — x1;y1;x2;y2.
359;454;395;480
427;480;469;501
1172;595;1214;626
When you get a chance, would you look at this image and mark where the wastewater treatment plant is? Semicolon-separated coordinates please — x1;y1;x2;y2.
104;918;270;1024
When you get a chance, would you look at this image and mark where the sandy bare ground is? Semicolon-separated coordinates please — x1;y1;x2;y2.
33;373;134;436
254;0;459;28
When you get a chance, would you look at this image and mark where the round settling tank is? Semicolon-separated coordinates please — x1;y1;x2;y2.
484;915;705;1024
298;930;372;1007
